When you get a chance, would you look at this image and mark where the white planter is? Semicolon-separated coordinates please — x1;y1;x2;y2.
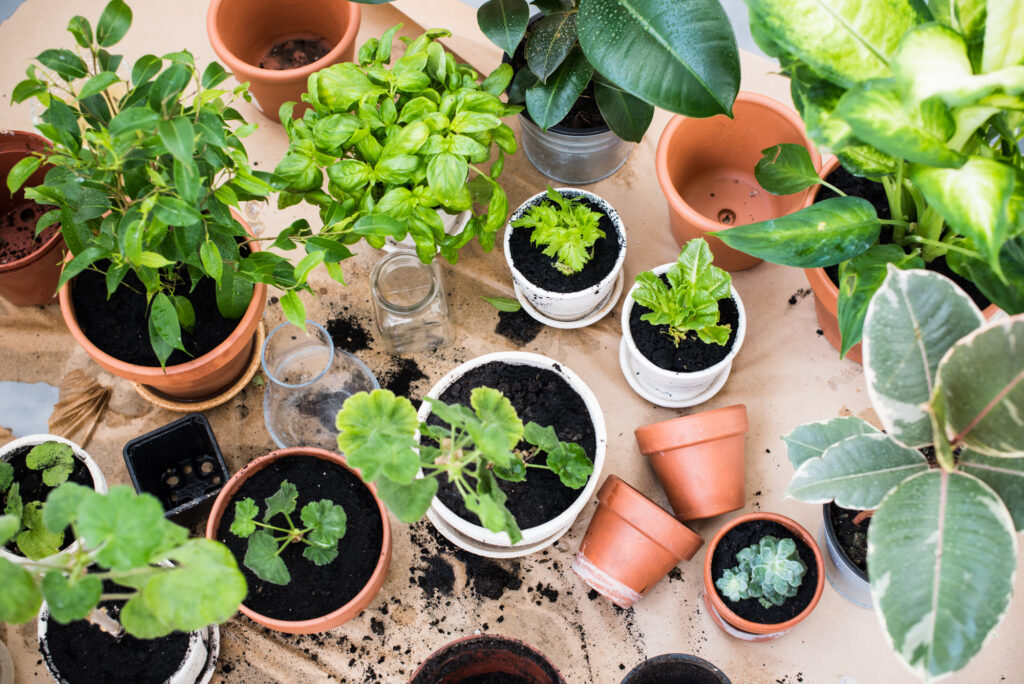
0;434;107;563
418;351;606;555
621;265;745;405
504;188;626;323
386;209;470;253
38;604;220;684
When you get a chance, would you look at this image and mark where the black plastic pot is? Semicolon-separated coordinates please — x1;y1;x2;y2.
621;654;731;684
123;414;229;527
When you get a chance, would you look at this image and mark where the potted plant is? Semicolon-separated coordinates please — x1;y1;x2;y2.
1;435;106;562
0;131;66;306
0;483;246;683
572;475;703;608
703;512;824;641
620;654;731;684
504;186;625;325
719;1;1024;356
336;351;605;556
620;238;745;407
819;500;872;609
781;266;1024;679
476;0;740;183
633;404;749;521
409;634;565;683
273;26;517;268
206;446;392;634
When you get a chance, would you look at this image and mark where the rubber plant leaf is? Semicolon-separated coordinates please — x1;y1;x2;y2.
781;416;879;469
959;448;1024;531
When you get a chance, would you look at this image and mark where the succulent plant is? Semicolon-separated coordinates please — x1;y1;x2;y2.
716;535;807;609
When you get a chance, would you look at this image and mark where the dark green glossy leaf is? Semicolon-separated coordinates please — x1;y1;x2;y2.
525;45;592;130
6;156;41;195
67;15;93;48
36;49;88;80
477;0;530;56
593;78;654;143
77;71;119;101
526;11;578;82
96;0;132;47
149;293;186;359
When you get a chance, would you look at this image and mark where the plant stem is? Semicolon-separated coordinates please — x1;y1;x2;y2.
903;235;979;259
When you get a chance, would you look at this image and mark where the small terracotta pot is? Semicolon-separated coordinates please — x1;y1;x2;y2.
0;131;66;306
408;634;565;684
634;404;749;521
703;512;824;641
655;92;821;271
205;446;392;634
58;213;267;401
207;0;361;122
573;475;704;608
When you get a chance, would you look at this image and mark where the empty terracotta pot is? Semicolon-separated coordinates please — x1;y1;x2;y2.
0;131;66;306
573;475;704;608
634;404;749;521
207;0;361;122
656;92;821;271
409;634;565;684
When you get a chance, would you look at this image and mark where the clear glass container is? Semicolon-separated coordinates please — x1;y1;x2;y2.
371;252;455;354
518;114;633;185
261;320;379;451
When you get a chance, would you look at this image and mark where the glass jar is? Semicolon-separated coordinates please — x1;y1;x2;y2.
518;114;633;185
261;320;379;451
371;251;455;354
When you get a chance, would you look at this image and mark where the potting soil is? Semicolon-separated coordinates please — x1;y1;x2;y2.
629;292;739;372
0;202;58;265
259;37;333;70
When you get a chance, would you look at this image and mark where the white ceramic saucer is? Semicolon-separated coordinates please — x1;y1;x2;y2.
512;270;624;330
617;337;731;408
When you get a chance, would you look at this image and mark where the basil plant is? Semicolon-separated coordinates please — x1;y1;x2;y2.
783;266;1024;680
476;0;741;140
718;0;1024;357
274;26;518;266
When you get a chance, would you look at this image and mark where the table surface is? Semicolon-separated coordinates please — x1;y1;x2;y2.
0;1;1020;683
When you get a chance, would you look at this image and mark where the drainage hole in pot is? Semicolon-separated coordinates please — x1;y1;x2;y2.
717;208;736;224
200;461;214;474
183;464;192;474
164;473;180;487
211;476;221;485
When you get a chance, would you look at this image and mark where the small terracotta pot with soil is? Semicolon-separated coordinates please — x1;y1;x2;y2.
206;446;392;634
573;475;704;608
0;131;66;307
634;404;749;521
408;633;565;684
655;92;821;271
207;0;361;122
620;654;731;684
703;512;824;641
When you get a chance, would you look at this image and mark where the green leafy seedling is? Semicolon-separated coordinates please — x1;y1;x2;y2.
1;441;77;559
230;481;347;585
481;295;522;312
26;442;75;487
715;535;806;609
511;187;605;275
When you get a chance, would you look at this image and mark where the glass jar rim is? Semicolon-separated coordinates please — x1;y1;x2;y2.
260;320;335;389
370;251;439;314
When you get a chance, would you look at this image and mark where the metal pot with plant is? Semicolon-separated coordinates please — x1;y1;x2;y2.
780;265;1024;680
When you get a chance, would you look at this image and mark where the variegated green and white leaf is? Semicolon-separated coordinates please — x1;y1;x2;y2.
782;416;879;469
959;448;1024;530
982;0;1024;73
863;267;983;447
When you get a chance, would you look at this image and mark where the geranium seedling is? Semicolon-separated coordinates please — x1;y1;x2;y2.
1;441;76;559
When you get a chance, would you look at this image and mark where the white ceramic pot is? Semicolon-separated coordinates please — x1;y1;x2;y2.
621;265;745;404
386;209;470;253
504;188;626;322
0;434;107;563
418;351;607;554
38;604;220;684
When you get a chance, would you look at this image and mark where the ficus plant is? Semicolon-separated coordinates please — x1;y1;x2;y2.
1;442;76;560
511;186;604;275
782;266;1024;680
475;0;741;141
274;26;518;268
718;0;1024;357
716;535;806;609
0;483;246;638
335;388;594;545
632;238;733;347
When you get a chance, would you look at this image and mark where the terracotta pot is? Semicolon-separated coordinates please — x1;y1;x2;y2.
573;475;704;608
408;634;565;684
205;446;392;634
0;131;66;306
634;404;749;521
703;512;824;641
655;92;821;271
207;0;361;122
58;213;267;401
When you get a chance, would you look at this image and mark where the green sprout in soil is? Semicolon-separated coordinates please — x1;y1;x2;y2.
1;441;76;559
512;187;605;275
716;535;806;608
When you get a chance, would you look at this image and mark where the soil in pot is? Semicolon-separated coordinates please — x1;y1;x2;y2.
71;263;245;367
2;444;94;555
508;193;622;293
259;36;333;70
828;502;869;574
428;361;597;530
624;660;724;684
216;454;383;621
0;202;59;265
710;519;819;625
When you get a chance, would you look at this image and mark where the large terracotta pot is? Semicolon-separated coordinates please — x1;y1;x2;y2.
58;213;267;401
207;0;361;122
0;131;66;306
205;447;392;634
703;512;824;641
409;634;565;684
634;404;748;521
573;475;703;608
655;92;821;271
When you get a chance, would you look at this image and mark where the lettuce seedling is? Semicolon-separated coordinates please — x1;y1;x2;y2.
1;442;76;559
715;535;806;608
230;481;347;585
336;387;594;544
631;238;732;346
511;187;605;275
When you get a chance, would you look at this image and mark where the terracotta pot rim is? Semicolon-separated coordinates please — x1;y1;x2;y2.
206;0;361;83
599;475;703;560
634;404;749;455
655;91;821;235
408;633;565;684
204;446;392;632
703;512;824;634
0;130;64;276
